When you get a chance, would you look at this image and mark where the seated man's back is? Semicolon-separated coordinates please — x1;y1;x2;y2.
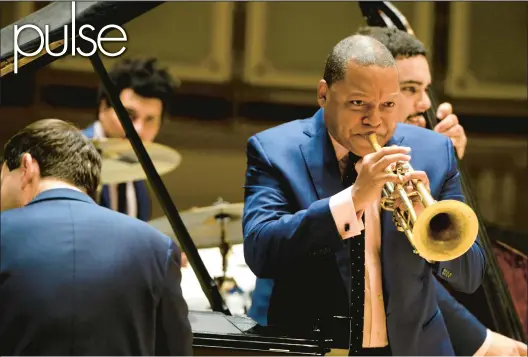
0;119;192;356
0;188;192;355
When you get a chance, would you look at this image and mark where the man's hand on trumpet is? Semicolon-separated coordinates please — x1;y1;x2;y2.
391;170;431;218
351;145;429;212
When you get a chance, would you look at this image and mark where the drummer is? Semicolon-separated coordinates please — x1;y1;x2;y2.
83;58;189;266
83;57;178;223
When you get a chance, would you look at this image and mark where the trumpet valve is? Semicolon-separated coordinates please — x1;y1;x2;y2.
406;190;422;202
391;213;405;232
395;161;412;174
381;196;396;211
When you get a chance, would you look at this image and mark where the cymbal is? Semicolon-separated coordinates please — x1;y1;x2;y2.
149;201;244;249
92;138;181;184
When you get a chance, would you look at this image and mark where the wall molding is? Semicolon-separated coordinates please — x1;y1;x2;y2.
242;2;435;89
445;2;527;100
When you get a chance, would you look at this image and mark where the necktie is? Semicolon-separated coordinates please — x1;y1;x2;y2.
342;152;365;354
342;152;360;187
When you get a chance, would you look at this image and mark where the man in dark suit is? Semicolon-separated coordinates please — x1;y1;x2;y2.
83;57;178;222
242;35;485;355
0;119;192;355
357;26;527;356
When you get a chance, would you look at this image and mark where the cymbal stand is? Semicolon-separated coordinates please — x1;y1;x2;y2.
214;211;242;294
210;197;243;301
218;211;231;278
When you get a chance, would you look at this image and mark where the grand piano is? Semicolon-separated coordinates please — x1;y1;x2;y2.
1;1;525;355
0;2;352;355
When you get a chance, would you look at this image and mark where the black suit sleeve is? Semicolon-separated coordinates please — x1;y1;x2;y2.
155;241;193;356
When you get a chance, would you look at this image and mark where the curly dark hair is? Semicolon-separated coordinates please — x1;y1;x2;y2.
3;119;102;199
356;26;427;59
97;58;179;118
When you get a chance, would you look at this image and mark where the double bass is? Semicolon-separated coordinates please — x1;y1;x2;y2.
357;1;526;342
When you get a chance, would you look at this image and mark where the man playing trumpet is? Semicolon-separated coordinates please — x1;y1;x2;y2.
242;35;485;356
358;26;527;356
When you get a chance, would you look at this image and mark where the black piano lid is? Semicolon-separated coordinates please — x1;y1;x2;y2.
0;1;163;75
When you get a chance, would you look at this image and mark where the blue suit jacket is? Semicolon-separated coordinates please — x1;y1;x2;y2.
0;189;192;355
242;109;486;355
83;123;151;222
434;279;489;356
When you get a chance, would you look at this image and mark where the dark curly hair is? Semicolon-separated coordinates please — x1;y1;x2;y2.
97;58;179;118
356;26;427;59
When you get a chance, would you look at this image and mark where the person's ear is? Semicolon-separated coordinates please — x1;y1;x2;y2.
19;153;39;188
317;80;328;107
97;99;113;120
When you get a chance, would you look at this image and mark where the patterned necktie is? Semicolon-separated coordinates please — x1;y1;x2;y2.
342;152;365;354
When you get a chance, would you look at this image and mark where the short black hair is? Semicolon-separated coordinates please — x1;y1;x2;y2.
323;34;396;87
356;26;427;59
97;58;179;118
3;119;102;199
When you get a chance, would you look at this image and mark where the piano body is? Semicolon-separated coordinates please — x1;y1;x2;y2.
190;311;352;356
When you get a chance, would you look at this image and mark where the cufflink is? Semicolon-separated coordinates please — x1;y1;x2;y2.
344;223;350;232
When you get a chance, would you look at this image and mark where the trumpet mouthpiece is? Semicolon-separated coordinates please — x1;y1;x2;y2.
368;133;382;151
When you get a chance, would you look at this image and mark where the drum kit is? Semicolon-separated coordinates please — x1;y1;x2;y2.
91;137;254;315
149;199;254;314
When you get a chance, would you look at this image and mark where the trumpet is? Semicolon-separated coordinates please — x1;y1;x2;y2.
367;133;479;262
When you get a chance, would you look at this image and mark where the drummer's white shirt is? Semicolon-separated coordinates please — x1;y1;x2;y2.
93;121;138;218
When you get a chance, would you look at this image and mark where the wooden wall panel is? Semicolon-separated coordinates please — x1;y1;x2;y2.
0;2;35;28
463;135;528;233
242;1;434;89
49;2;234;83
445;2;528;100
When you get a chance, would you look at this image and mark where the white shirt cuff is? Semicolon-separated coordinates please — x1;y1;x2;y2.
329;185;364;239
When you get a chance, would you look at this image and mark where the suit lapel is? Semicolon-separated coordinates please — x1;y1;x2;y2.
300;110;353;298
300;109;343;200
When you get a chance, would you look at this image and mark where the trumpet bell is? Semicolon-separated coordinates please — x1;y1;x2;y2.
412;199;479;262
